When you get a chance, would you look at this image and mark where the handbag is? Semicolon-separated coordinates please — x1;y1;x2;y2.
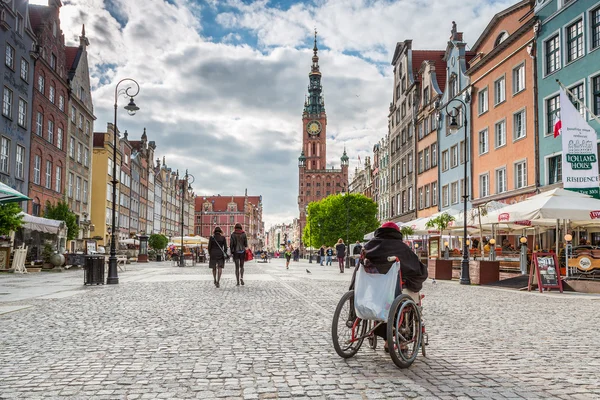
244;248;254;261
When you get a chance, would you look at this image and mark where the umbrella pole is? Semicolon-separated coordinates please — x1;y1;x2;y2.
555;219;559;257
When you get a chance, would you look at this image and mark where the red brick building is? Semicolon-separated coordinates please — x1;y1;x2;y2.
28;1;68;216
297;33;349;238
195;192;264;250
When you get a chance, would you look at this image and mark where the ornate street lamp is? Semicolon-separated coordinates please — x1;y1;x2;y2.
444;94;471;285
179;169;195;267
107;79;140;285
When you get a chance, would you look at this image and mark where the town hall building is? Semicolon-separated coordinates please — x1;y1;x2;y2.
297;32;349;241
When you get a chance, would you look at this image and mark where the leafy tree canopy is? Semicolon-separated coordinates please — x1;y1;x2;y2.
44;200;79;241
302;193;379;248
148;233;169;250
0;203;24;236
425;212;455;236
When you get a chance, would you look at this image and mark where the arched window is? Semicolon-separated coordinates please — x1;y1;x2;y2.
312;143;316;155
494;31;509;47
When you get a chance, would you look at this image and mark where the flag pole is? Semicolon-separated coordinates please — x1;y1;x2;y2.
556;79;600;126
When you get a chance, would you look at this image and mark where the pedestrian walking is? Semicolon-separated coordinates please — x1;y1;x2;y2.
230;223;248;286
326;246;333;265
319;245;325;266
353;240;362;268
285;242;293;269
208;226;228;288
293;247;300;262
335;238;346;273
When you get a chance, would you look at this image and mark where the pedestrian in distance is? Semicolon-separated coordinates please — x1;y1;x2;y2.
293;247;300;262
208;226;228;288
230;223;249;286
326;246;333;266
319;245;325;266
335;238;346;273
285;241;293;269
353;240;362;268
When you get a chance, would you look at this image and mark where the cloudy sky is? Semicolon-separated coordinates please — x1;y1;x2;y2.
31;0;517;228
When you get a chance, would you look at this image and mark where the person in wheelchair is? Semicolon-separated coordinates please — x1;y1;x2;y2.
349;222;428;350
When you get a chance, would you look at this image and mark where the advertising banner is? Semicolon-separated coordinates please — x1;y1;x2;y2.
559;88;600;198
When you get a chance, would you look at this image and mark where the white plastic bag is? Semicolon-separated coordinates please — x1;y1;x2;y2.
354;263;399;321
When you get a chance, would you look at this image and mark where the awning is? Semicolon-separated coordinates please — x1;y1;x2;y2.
0;182;30;204
19;212;65;235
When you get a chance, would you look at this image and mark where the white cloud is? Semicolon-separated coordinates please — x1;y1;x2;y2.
52;0;519;228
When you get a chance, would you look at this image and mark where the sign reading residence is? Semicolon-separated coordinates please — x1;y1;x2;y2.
559;88;600;199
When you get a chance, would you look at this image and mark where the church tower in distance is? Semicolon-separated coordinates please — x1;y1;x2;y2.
298;30;349;243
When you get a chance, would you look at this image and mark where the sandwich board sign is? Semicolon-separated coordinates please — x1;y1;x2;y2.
528;252;563;293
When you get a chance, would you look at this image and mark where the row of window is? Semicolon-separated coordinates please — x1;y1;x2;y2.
440;140;468;172
391;152;414;182
417;182;438;210
477;63;526;115
417;143;438;174
478;160;528;199
391;124;413;153
392;187;414;215
544;7;600;77
0;137;24;178
477;109;527;156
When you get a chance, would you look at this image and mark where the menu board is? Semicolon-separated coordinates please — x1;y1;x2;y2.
529;252;563;293
429;237;439;258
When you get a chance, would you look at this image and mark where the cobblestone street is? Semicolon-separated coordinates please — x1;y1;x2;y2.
1;259;599;399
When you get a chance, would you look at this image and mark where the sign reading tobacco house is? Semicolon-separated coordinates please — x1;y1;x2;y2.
559;88;600;199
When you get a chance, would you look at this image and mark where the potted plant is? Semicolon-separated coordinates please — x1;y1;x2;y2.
41;243;55;269
148;234;168;262
425;213;455;280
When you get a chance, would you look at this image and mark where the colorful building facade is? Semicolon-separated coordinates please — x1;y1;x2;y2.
469;0;537;207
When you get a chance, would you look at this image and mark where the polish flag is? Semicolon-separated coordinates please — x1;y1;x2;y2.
553;114;562;138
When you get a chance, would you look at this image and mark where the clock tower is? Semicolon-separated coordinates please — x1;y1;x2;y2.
302;31;327;170
298;30;349;246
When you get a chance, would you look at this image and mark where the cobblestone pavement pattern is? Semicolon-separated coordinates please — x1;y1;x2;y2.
1;259;599;399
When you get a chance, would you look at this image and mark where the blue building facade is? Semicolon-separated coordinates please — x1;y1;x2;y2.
536;0;600;187
437;25;473;211
0;0;36;201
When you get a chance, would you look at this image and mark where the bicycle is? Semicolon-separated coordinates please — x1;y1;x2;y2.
331;256;427;368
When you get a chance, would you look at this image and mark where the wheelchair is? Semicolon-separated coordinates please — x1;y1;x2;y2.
331;256;427;369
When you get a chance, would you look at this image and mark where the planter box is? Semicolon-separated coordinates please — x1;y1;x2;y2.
468;260;500;285
427;259;453;280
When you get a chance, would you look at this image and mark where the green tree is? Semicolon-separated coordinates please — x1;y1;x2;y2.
425;212;455;237
400;225;414;239
0;203;24;235
44;200;79;241
148;233;168;250
303;193;379;248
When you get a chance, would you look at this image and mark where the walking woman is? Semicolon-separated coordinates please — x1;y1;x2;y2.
284;241;293;269
230;223;249;286
208;226;228;288
335;238;346;273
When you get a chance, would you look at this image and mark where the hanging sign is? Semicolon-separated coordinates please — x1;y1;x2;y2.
528;252;563;293
559;88;600;198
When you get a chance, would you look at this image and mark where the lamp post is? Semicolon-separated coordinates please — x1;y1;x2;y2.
107;79;140;285
179;169;195;267
305;204;312;263
489;238;496;261
564;233;572;277
519;236;528;275
445;95;470;285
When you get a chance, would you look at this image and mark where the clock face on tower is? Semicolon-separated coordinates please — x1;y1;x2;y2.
307;120;322;135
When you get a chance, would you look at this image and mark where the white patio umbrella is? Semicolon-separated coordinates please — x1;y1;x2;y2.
479;188;599;225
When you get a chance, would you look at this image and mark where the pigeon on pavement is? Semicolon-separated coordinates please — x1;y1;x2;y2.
306;269;311;274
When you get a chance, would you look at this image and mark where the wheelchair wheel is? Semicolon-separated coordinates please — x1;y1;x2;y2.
387;294;422;369
332;290;366;358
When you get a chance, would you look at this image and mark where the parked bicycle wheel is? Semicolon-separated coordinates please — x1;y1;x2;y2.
332;290;366;358
387;294;422;369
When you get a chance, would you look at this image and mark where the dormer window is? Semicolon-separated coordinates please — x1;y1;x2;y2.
494;31;509;47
